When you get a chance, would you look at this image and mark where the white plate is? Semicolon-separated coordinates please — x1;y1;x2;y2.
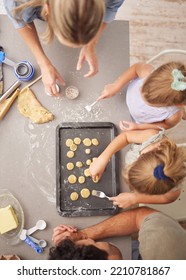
0;190;24;245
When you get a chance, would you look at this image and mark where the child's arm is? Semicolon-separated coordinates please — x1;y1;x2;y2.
110;189;181;208
97;63;154;101
120;110;183;131
89;129;158;180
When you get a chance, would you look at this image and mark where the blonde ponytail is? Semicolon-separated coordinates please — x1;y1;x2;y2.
124;139;186;194
15;0;105;45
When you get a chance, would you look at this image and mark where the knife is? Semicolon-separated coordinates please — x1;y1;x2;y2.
0;46;3;95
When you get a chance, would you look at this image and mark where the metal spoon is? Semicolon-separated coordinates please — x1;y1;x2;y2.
26;220;47;236
92;190;110;199
29;236;47;248
85;100;98;112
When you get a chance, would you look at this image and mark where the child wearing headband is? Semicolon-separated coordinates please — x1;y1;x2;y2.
97;61;186;131
89;128;186;208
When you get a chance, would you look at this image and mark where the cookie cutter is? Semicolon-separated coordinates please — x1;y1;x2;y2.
0;50;34;82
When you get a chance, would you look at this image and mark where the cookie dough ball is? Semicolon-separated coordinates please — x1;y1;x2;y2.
66;139;73;147
92;157;97;162
80;188;90;198
92;175;99;183
83;138;92;147
70;192;79;201
67;151;75;158
84;168;91;177
70;143;77;151
92;138;99;146
86;159;92;166
74;137;81;145
76;161;83;168
78;176;85;184
68;174;77;184
66;162;74;171
85;148;91;154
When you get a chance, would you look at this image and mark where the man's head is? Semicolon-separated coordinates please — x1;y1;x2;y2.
49;239;122;260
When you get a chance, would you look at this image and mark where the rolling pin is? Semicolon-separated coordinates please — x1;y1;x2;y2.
0;88;20;120
0;75;42;120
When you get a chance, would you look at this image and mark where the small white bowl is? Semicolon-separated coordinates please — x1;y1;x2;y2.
65;86;79;99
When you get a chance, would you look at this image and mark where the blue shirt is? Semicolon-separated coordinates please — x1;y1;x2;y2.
3;0;125;29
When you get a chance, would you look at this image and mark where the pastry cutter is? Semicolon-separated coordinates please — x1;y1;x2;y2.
0;48;34;82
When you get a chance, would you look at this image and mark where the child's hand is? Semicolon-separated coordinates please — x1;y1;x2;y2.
97;83;118;101
110;192;138;209
89;156;107;180
119;120;138;131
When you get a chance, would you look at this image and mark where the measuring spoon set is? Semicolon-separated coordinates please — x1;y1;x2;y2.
19;220;47;254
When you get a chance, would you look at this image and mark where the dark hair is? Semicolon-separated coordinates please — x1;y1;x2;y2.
49;239;108;260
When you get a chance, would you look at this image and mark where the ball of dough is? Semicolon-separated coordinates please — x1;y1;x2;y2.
74;137;81;145
80;188;90;198
78;176;85;184
86;159;92;166
67;151;74;158
92;175;99;183
84;168;91;177
92;157;97;162
70;192;79;201
70;143;77;151
92;138;99;146
85;148;91;154
76;161;83;168
83;138;92;147
66;139;73;147
66;162;74;170
68;174;77;184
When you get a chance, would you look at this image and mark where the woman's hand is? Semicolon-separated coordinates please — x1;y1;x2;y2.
52;225;77;245
97;83;118;101
77;44;98;78
40;60;65;96
110;192;138;209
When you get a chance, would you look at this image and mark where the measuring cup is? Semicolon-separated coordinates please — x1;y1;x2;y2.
29;236;47;248
26;220;47;236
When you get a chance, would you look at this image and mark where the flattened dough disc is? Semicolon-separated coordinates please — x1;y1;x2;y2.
17;88;54;124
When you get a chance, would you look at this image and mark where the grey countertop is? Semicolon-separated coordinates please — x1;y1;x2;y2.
0;16;132;260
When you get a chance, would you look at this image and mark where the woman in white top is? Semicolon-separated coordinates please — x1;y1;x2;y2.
97;61;186;131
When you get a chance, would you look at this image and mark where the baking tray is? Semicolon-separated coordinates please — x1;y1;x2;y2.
56;122;119;217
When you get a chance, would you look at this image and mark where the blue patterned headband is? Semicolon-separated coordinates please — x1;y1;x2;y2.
171;69;186;91
153;164;171;181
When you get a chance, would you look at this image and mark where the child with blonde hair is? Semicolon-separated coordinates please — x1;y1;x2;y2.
3;0;124;96
89;128;186;208
98;61;186;131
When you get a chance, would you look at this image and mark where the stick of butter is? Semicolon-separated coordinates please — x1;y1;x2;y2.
0;205;18;234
